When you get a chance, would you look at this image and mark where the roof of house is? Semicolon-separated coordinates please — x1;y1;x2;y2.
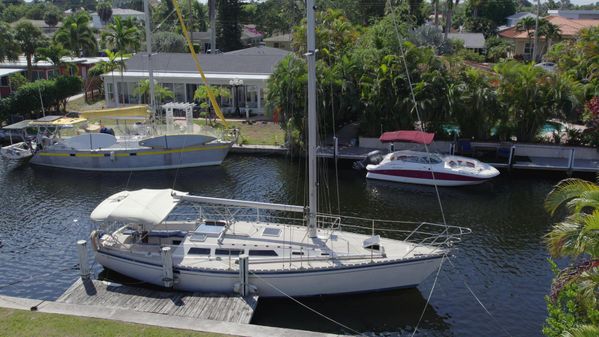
242;25;263;40
264;33;292;42
499;15;599;39
547;9;599;15
91;8;144;16
122;47;290;75
0;68;24;77
447;32;486;49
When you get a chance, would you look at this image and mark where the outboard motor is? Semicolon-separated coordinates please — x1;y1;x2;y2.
353;150;384;170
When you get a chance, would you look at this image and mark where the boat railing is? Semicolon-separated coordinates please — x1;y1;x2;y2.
168;204;471;249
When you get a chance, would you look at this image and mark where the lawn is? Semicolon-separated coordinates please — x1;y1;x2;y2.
195;119;285;146
0;308;228;337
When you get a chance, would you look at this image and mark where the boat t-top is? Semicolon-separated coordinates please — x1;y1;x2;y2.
364;131;500;186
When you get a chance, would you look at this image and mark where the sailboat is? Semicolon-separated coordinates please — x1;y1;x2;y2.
89;0;470;297
23;2;235;172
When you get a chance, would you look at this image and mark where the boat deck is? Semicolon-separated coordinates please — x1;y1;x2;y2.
57;278;258;324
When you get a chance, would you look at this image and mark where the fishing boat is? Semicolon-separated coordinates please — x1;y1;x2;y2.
23;0;236;172
89;0;470;297
364;131;500;186
27;112;234;172
0;120;35;161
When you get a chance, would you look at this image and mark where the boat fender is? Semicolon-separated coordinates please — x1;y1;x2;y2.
109;151;116;161
90;230;100;251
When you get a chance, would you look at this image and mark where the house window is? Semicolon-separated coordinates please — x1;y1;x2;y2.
32;70;45;81
274;42;280;48
106;83;114;103
173;83;185;102
246;85;258;108
524;42;533;56
0;76;8;87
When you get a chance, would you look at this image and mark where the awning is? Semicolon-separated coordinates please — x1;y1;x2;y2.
379;130;435;144
2;120;32;130
91;189;188;227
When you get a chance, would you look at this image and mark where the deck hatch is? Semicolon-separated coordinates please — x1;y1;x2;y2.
262;227;281;237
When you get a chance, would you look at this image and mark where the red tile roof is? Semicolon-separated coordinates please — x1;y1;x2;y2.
499;16;599;40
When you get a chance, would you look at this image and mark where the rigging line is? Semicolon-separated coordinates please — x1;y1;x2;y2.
411;252;446;337
445;258;514;337
209;258;365;336
387;0;448;227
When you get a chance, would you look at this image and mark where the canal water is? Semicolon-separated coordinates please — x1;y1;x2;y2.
0;154;568;336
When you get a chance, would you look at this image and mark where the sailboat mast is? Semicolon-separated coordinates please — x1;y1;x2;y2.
306;0;317;238
144;0;156;113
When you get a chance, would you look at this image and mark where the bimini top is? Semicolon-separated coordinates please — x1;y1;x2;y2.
379;130;435;144
91;189;188;226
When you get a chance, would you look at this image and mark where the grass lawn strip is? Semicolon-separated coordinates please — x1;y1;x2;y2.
0;308;229;337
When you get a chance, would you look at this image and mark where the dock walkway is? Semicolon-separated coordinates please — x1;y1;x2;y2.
57;279;258;324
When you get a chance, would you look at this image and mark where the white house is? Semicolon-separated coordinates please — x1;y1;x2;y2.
547;10;599;20
91;8;145;29
101;46;290;115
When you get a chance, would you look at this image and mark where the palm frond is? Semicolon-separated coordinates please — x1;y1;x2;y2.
545;178;599;215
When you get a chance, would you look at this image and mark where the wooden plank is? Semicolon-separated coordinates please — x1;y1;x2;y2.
56;280;257;324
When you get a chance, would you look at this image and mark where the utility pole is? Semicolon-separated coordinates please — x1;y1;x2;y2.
532;0;540;62
209;0;216;52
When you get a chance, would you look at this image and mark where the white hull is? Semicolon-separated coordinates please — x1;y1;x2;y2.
1;142;33;161
96;249;443;297
366;172;488;186
366;150;499;187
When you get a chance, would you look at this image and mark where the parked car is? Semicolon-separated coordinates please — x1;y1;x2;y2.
535;62;557;73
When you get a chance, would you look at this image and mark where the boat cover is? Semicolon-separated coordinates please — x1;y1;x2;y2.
79;105;149;120
379;130;435;144
91;189;188;227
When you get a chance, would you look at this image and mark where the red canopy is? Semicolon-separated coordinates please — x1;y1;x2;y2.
379;130;435;144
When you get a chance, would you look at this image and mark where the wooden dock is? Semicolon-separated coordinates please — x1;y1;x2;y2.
57;279;258;324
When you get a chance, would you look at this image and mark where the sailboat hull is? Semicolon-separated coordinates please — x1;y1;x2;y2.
29;142;232;172
95;249;443;297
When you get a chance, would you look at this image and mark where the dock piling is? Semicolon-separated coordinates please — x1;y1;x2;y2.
161;247;174;288
76;240;90;280
238;254;249;296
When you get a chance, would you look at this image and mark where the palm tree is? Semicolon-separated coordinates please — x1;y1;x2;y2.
544;178;599;335
545;178;599;258
0;22;19;63
54;11;98;57
96;1;113;25
101;16;140;54
88;49;126;106
539;21;561;55
194;85;231;122
101;17;141;104
444;0;460;40
14;21;47;80
517;16;537;59
36;42;71;77
134;79;174;105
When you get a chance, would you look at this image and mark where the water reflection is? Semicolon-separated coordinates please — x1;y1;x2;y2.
0;155;573;336
252;288;450;336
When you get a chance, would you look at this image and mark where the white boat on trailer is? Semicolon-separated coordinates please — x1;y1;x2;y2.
364;131;500;186
89;0;470;298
